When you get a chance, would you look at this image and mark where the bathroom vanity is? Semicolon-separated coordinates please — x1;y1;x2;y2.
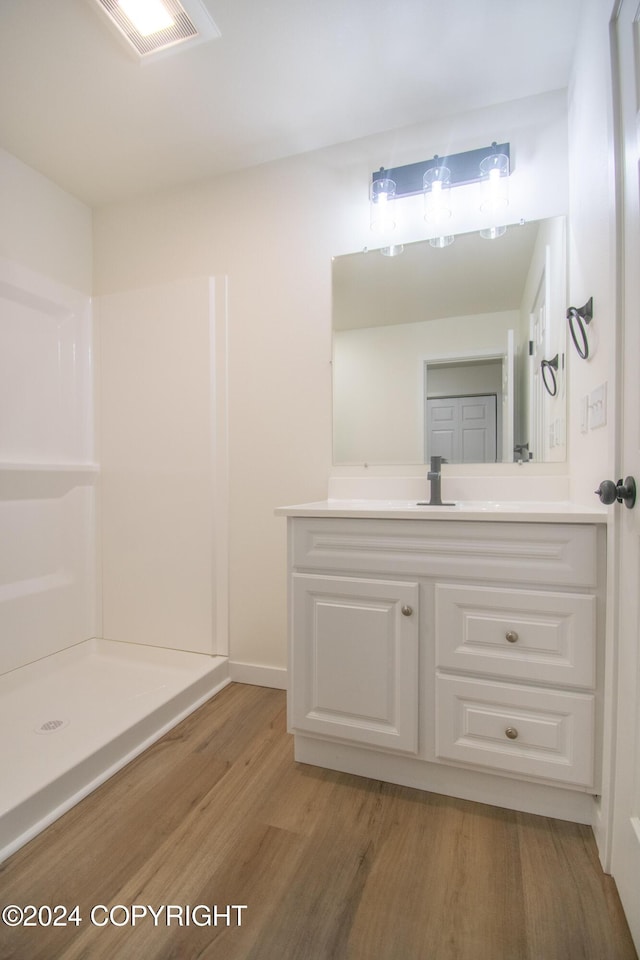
276;500;607;823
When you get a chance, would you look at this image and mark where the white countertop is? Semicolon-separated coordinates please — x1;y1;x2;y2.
275;499;609;523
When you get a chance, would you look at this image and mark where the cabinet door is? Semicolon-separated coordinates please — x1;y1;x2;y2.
291;574;419;753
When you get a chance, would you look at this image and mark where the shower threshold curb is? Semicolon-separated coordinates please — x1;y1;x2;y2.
0;641;230;864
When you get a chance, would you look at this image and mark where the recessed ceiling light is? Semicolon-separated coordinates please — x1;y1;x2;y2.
117;0;175;37
89;0;221;60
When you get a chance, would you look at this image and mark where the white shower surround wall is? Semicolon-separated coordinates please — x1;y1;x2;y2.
97;276;230;657
0;258;98;672
0;259;231;861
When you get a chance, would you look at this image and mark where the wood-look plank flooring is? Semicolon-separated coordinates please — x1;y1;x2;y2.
0;683;636;960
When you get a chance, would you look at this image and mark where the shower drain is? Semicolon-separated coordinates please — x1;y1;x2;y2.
34;719;70;735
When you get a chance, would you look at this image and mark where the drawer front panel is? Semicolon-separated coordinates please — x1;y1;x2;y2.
436;673;594;787
435;584;596;687
292;518;597;587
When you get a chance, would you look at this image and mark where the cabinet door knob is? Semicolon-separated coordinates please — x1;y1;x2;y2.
505;630;519;643
505;727;519;740
401;605;413;617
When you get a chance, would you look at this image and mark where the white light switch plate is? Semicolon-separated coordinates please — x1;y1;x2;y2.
580;395;589;434
589;382;607;429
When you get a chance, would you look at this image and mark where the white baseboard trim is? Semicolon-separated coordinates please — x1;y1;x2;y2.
229;661;287;690
294;734;595;824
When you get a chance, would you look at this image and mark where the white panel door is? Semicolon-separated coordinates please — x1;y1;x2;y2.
291;574;419;753
427;395;497;463
460;396;497;462
611;1;640;949
426;397;457;461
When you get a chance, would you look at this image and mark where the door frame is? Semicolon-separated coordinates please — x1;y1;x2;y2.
603;1;640;949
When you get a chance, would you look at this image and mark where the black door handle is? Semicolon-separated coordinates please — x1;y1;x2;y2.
595;477;636;508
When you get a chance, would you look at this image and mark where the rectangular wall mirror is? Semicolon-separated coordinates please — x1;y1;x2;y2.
332;216;567;466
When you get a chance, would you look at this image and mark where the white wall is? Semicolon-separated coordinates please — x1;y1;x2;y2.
93;90;569;672
566;2;617;505
0;148;92;293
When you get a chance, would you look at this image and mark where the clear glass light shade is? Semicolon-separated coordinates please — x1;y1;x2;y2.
479;152;509;211
479;152;509;239
479;224;507;240
370;178;396;232
423;166;452;224
429;235;455;248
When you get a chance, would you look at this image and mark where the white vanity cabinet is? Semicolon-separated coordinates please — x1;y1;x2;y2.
280;505;607;822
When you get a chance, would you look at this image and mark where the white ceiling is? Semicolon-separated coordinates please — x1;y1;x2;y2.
0;0;584;208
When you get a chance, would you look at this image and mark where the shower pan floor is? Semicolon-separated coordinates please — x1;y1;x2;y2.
0;638;229;863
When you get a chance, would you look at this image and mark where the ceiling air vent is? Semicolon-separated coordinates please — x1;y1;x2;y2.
90;0;221;60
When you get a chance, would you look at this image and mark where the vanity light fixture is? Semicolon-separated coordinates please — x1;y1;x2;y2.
370;141;511;245
89;0;221;59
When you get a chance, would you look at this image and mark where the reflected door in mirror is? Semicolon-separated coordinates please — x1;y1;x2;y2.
427;395;497;463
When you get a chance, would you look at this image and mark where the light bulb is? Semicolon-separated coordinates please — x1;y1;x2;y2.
370;178;397;232
423;166;452;225
479;152;509;212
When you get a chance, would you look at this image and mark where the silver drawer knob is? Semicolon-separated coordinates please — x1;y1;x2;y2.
505;630;519;643
505;727;519;740
401;605;413;617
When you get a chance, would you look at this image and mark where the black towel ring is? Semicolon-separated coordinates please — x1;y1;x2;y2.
541;354;559;397
567;297;593;359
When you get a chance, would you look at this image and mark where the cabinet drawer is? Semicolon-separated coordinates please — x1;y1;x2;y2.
436;673;594;787
435;584;596;688
291;518;597;587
